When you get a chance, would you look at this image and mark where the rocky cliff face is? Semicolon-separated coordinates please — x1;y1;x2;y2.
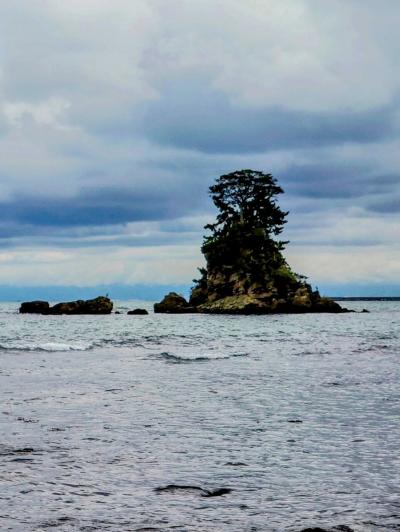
154;266;346;315
188;265;345;314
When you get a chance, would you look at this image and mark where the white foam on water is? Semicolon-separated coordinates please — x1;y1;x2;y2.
0;342;93;352
158;350;247;362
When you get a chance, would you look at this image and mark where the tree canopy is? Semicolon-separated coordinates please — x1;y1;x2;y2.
205;169;287;235
185;169;344;313
202;170;289;278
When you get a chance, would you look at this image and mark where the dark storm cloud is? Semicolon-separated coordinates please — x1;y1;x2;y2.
280;165;400;199
0;187;194;231
0;161;397;244
142;81;397;154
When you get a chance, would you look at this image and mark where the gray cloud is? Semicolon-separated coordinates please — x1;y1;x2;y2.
0;1;399;288
367;198;400;213
0;186;205;232
281;165;400;199
142;80;398;154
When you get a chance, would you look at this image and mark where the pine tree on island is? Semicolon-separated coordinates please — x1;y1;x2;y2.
198;170;289;300
154;170;347;314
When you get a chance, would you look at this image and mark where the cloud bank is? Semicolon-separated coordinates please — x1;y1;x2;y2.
0;0;399;294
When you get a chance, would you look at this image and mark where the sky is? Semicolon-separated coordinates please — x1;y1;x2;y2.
0;0;399;298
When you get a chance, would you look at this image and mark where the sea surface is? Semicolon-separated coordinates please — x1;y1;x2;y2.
0;300;399;532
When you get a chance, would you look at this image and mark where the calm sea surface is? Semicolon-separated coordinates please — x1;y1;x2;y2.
0;300;399;531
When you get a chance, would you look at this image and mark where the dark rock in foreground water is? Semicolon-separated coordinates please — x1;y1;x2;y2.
299;527;354;532
19;296;113;315
154;484;231;497
299;528;329;532
154;292;196;313
127;308;149;315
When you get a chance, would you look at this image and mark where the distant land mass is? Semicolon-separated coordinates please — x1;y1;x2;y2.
0;284;398;302
334;296;400;301
0;284;191;302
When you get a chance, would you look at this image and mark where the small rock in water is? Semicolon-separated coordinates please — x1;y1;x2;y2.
154;293;196;313
155;484;204;494
299;527;354;532
202;487;232;497
299;529;329;532
127;308;149;315
154;484;231;497
287;419;303;423
14;447;35;453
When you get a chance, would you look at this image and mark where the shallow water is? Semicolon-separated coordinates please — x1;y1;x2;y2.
0;300;399;531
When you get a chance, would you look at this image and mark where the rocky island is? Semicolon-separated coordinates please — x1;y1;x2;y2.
19;296;113;315
155;170;347;314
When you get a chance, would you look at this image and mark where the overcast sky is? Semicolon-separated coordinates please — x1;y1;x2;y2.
0;0;399;295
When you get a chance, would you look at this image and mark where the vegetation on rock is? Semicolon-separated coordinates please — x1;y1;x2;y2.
153;169;347;314
187;169;346;314
203;169;288;278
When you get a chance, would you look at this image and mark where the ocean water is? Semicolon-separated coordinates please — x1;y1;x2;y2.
0;300;399;532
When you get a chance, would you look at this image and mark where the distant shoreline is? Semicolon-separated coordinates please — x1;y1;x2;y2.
333;297;400;301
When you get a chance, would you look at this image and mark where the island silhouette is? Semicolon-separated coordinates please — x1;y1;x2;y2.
20;170;352;315
155;170;348;314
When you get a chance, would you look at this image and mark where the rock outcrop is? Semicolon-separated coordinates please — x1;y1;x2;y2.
197;292;345;314
190;269;347;314
154;269;347;315
154;292;196;313
127;308;149;315
156;169;350;315
19;301;50;314
19;296;113;315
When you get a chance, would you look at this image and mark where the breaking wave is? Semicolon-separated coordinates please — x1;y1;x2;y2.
0;342;94;352
157;351;248;363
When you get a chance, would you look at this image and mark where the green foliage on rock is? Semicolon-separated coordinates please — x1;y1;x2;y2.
154;169;347;314
202;170;288;280
184;169;346;314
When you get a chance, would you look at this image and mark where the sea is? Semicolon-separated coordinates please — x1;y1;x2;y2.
0;300;399;532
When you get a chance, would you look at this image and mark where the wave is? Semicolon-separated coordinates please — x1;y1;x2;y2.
0;342;94;352
93;338;145;349
157;351;248;363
